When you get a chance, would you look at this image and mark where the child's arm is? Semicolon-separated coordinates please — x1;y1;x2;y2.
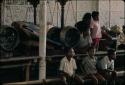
60;70;71;78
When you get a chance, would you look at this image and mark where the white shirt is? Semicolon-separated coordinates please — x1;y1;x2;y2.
90;19;102;39
59;57;77;76
82;56;97;75
97;56;114;70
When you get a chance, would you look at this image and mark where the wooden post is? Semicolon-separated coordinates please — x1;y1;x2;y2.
27;0;40;25
39;0;47;81
0;2;1;26
109;0;111;28
0;0;3;26
34;6;37;25
61;5;64;29
25;62;31;81
57;0;68;29
124;0;125;26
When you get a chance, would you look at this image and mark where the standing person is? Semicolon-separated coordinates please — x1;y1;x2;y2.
97;49;117;85
59;47;84;85
81;47;106;85
90;11;102;51
75;13;92;53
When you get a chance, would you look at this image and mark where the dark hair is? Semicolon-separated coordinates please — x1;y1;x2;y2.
75;13;91;33
107;49;116;55
92;11;99;18
75;21;83;33
82;13;91;31
82;13;91;21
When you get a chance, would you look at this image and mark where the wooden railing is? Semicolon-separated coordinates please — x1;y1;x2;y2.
0;50;125;85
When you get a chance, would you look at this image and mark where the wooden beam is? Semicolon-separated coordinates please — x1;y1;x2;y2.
0;56;40;62
39;0;47;80
116;71;125;77
3;80;42;85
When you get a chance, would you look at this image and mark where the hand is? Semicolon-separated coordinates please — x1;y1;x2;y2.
63;72;70;78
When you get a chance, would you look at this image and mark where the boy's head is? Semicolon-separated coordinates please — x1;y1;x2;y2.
92;11;99;21
82;13;91;21
107;49;116;60
64;47;75;58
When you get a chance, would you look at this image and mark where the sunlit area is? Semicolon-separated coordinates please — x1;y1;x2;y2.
0;0;125;85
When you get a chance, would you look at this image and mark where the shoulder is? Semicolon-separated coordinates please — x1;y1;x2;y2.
104;56;109;60
61;57;66;62
71;58;76;62
75;21;83;27
100;56;108;61
100;56;109;64
75;21;83;25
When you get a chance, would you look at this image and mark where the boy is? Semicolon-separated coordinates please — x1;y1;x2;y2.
59;47;84;85
97;49;116;84
81;47;105;85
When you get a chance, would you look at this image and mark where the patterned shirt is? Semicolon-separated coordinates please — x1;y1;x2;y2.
81;56;97;75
